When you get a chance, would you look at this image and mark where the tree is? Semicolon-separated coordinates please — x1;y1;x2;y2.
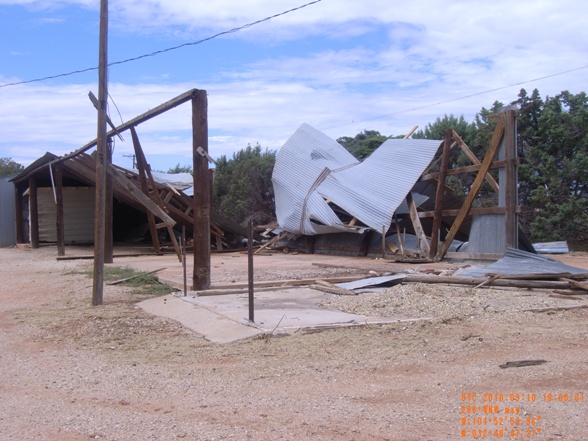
167;163;192;174
414;114;478;198
337;130;389;160
213;145;276;226
517;90;588;241
0;157;24;178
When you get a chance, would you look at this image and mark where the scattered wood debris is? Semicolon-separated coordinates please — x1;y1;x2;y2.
499;360;547;369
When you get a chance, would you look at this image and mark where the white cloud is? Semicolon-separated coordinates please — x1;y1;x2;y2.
1;0;587;170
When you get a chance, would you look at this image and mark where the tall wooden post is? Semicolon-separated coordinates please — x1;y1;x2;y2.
105;137;113;263
92;0;109;306
504;110;518;249
54;162;65;256
192;90;211;290
28;177;39;249
430;131;452;259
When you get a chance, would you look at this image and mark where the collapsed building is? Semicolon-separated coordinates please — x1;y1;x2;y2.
272;109;535;261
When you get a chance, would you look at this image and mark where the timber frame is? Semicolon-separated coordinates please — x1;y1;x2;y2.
10;89;232;290
394;109;519;261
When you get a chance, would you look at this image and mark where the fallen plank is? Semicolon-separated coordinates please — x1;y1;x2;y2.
521;305;588;313
56;253;164;261
486;272;587;280
499;360;547;369
552;289;588;296
207;275;374;291
561;278;588;292
404;274;575;290
309;281;356;296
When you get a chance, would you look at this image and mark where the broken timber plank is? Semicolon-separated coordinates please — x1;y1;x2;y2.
403;274;575;290
106;163;176;226
311;280;356;296
561;278;588;292
406;192;430;256
499;360;547;369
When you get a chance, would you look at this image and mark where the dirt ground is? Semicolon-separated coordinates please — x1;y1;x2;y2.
0;246;587;441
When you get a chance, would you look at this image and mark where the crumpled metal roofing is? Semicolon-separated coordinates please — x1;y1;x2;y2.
272;123;442;235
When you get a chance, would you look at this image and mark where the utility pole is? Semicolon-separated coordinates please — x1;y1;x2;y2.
92;0;109;306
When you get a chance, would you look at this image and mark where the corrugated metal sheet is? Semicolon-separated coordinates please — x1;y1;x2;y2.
37;187;95;243
272;123;442;235
0;177;16;247
456;248;586;277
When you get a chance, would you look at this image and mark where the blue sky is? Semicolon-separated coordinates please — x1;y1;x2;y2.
1;0;587;171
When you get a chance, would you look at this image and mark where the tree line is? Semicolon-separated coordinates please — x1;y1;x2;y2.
1;88;585;242
210;88;587;243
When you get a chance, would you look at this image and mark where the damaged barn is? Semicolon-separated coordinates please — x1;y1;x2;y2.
271;109;533;261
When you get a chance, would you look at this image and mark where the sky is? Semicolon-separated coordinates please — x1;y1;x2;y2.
0;0;587;171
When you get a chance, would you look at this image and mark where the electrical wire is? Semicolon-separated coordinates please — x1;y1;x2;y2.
0;0;324;88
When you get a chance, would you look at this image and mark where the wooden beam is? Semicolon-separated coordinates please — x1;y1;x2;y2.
503;110;518;248
406;192;430;256
28;177;39;249
413;206;510;218
54;162;65;256
452;129;500;192
59;89;198;164
420;160;508;181
106;163;176;226
92;0;109;306
436;116;506;260
430;130;452;258
192;90;211;290
130;126;161;253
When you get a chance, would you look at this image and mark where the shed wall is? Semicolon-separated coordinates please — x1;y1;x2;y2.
37;187;95;243
0;177;16;247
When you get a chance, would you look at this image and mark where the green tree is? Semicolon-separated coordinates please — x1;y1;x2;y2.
337;130;389;160
213;145;276;225
414;114;478;198
517;90;588;241
0;157;24;178
167;163;192;174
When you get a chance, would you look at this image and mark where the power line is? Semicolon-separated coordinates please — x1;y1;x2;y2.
385;64;588;117
0;0;324;88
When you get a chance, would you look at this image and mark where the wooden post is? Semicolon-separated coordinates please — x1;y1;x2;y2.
54;162;65;256
105;137;113;263
192;90;211;290
28;177;39;249
504;110;518;249
430;130;452;258
92;0;108;306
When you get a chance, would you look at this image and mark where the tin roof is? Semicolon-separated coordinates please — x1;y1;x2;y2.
272;123;442;235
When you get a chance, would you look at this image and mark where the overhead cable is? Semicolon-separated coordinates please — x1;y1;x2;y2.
0;0;324;88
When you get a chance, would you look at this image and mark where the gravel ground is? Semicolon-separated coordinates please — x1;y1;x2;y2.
1;246;587;441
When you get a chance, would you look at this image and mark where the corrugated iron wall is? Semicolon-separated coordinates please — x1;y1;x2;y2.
0;177;16;247
37;187;95;243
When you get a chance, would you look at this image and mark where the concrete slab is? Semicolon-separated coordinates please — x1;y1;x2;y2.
137;295;262;344
124;252;443;343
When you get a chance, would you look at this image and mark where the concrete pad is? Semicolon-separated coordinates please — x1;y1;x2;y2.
183;287;366;332
137;295;262;344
